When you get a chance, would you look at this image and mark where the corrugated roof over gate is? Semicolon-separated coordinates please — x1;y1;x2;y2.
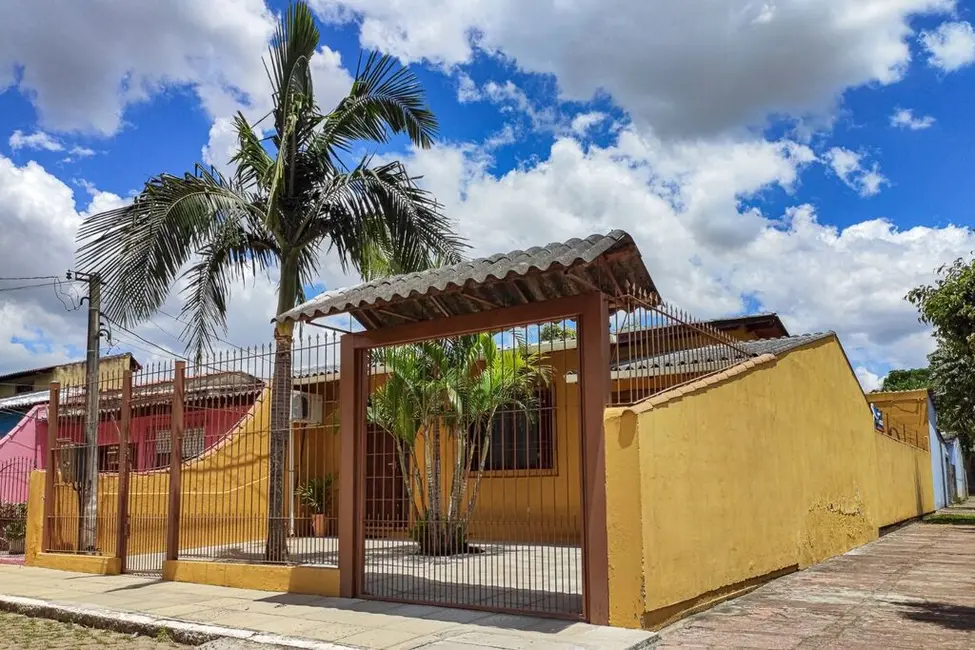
276;230;656;328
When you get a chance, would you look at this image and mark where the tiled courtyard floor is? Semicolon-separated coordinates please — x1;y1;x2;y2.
132;537;583;616
657;522;975;649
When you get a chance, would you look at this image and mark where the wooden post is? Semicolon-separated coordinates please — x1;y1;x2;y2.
579;292;611;625
116;370;132;569
166;361;185;562
42;382;60;553
338;336;366;598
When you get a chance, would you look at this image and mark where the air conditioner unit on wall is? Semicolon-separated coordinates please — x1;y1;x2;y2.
291;391;324;424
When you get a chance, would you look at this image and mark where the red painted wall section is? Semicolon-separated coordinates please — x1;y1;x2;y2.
28;402;254;472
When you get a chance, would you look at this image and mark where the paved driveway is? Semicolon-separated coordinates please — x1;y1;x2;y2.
657;523;975;649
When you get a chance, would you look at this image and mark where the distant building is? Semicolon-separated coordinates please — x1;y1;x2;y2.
0;354;142;438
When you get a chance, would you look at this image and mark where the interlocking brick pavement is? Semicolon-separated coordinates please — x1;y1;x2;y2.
657;522;975;649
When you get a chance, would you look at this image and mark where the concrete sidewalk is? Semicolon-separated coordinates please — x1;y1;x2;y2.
0;565;655;649
656;523;975;648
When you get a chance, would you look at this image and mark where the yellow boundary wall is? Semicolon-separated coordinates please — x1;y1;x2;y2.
605;335;935;629
162;561;339;596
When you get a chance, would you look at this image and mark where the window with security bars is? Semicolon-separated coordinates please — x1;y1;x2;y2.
471;388;555;472
97;443;138;472
153;428;205;468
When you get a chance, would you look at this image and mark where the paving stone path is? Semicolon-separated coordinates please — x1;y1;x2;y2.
657;522;975;649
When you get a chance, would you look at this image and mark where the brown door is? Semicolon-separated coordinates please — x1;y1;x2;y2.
364;426;407;531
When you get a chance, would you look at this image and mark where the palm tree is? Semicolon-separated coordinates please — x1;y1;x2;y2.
368;334;550;555
75;1;465;561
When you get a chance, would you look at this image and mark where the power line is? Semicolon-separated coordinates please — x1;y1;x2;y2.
102;316;185;360
154;308;247;351
0;281;61;293
0;275;64;281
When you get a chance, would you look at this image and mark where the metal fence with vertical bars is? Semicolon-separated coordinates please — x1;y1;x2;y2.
605;290;754;406
358;318;584;618
1;456;34;560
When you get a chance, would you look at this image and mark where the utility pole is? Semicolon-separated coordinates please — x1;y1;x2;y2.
77;271;101;553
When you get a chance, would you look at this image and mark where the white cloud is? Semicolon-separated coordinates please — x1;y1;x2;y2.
0;0;275;136
389;127;973;372
825;147;889;197
856;366;883;392
8;129;63;152
890;108;936;130
570;112;608;136
456;72;480;103
478;80;557;129
0;155;349;375
69;146;96;158
920;21;975;72
310;46;355;112
0;155;109;371
313;0;954;137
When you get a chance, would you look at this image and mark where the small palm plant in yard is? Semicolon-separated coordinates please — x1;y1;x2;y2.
75;1;464;561
368;334;551;555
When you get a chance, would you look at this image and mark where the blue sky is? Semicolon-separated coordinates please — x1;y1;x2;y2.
2;0;975;388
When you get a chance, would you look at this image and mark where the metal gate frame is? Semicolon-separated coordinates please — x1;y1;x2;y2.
337;292;611;623
1;456;35;562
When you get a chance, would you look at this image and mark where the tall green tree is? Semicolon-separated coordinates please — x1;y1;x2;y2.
880;368;931;392
907;256;975;452
538;322;575;343
75;2;465;561
368;335;550;555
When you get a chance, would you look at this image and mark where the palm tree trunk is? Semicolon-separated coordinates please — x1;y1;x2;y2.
465;427;495;522
447;430;470;521
265;256;299;562
265;321;293;562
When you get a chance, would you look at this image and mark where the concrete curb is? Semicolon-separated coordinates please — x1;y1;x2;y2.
0;594;354;649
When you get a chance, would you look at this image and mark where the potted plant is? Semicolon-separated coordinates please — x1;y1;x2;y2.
297;475;334;537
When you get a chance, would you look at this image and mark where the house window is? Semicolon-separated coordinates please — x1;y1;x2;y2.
154;428;205;468
15;384;34;394
471;389;555;472
97;443;138;472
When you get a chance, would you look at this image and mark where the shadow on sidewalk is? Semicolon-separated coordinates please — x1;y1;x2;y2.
899;601;975;631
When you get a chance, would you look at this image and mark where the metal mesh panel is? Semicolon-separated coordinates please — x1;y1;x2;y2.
359;320;584;618
45;368;124;558
608;291;753;406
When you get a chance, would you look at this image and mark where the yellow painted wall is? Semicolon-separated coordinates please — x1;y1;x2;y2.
873;433;934;528
133;388;271;556
55;354;136;389
0;354;137;397
24;471;44;564
163;560;339;596
393;347;582;544
605;336;934;629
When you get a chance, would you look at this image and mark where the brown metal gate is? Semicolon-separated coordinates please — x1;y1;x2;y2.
356;319;586;618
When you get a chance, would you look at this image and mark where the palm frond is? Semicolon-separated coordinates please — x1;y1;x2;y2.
179;219;280;360
76;166;261;327
268;1;319;141
315;52;438;161
298;159;466;277
231;112;274;191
